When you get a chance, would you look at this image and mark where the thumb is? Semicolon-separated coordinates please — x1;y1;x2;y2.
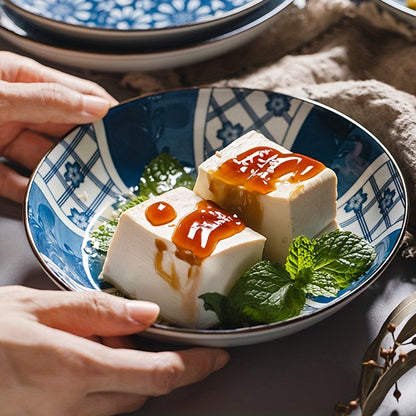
0;80;112;125
29;289;160;337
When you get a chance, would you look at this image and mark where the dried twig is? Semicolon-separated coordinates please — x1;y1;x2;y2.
336;292;416;416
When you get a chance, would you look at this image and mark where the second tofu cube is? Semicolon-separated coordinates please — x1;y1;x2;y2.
194;131;338;263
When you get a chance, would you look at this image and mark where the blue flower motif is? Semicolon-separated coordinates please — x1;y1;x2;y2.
64;161;85;188
266;94;291;117
95;0;117;12
217;121;244;146
134;0;158;12
379;188;396;214
27;0;93;24
153;1;213;27
107;6;152;29
15;0;252;29
345;189;368;213
69;208;90;230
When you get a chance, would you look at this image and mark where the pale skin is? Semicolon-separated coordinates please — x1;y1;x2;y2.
0;51;117;202
0;52;230;415
0;286;229;416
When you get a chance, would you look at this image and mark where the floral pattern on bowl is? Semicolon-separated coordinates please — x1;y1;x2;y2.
6;0;264;30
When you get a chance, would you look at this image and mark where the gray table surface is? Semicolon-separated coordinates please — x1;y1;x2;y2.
0;37;416;416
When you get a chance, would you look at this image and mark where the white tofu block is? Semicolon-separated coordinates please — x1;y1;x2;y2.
194;131;338;263
101;187;265;329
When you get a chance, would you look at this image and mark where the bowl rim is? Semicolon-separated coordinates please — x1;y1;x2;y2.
3;0;273;38
378;0;416;18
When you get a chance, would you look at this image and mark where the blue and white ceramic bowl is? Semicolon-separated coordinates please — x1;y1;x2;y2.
6;0;265;29
3;0;271;45
25;87;408;347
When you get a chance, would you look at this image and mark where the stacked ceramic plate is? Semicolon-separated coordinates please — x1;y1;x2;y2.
375;0;416;27
0;0;294;72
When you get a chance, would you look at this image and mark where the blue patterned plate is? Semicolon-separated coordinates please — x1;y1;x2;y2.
3;0;268;44
376;0;416;26
24;87;408;347
0;0;292;70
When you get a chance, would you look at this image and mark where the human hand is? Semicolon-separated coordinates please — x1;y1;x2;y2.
0;285;229;416
0;52;118;203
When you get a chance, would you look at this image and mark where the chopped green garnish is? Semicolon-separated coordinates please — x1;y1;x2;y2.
90;218;119;253
90;194;148;253
200;230;376;328
119;194;149;211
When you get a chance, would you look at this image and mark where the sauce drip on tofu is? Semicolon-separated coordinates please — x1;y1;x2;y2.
214;146;325;194
145;202;177;225
172;200;245;259
154;239;180;290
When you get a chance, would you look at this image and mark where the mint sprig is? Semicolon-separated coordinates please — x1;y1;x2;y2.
200;230;376;328
139;152;195;198
313;231;377;289
228;261;306;327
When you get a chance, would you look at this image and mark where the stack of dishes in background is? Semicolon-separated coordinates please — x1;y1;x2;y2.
376;0;416;26
0;0;294;72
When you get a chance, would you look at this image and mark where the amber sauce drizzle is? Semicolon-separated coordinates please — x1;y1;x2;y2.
172;200;245;260
145;201;177;225
154;239;180;290
151;200;245;323
214;146;325;194
149;199;245;308
147;202;180;290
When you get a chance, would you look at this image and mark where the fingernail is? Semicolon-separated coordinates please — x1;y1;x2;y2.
126;300;160;324
213;349;230;372
82;95;111;117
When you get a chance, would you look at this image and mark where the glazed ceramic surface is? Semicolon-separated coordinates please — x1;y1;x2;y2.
25;87;408;347
6;0;265;30
0;0;293;71
376;0;416;26
3;0;269;44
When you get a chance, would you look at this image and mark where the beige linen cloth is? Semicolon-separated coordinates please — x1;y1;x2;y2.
122;0;416;257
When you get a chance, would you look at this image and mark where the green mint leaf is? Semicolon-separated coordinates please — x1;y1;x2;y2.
199;230;376;328
306;271;340;298
295;266;314;288
199;292;228;325
285;235;316;280
139;153;195;198
224;260;306;327
313;230;376;289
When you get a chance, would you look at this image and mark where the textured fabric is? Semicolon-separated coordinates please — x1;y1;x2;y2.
122;0;416;256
